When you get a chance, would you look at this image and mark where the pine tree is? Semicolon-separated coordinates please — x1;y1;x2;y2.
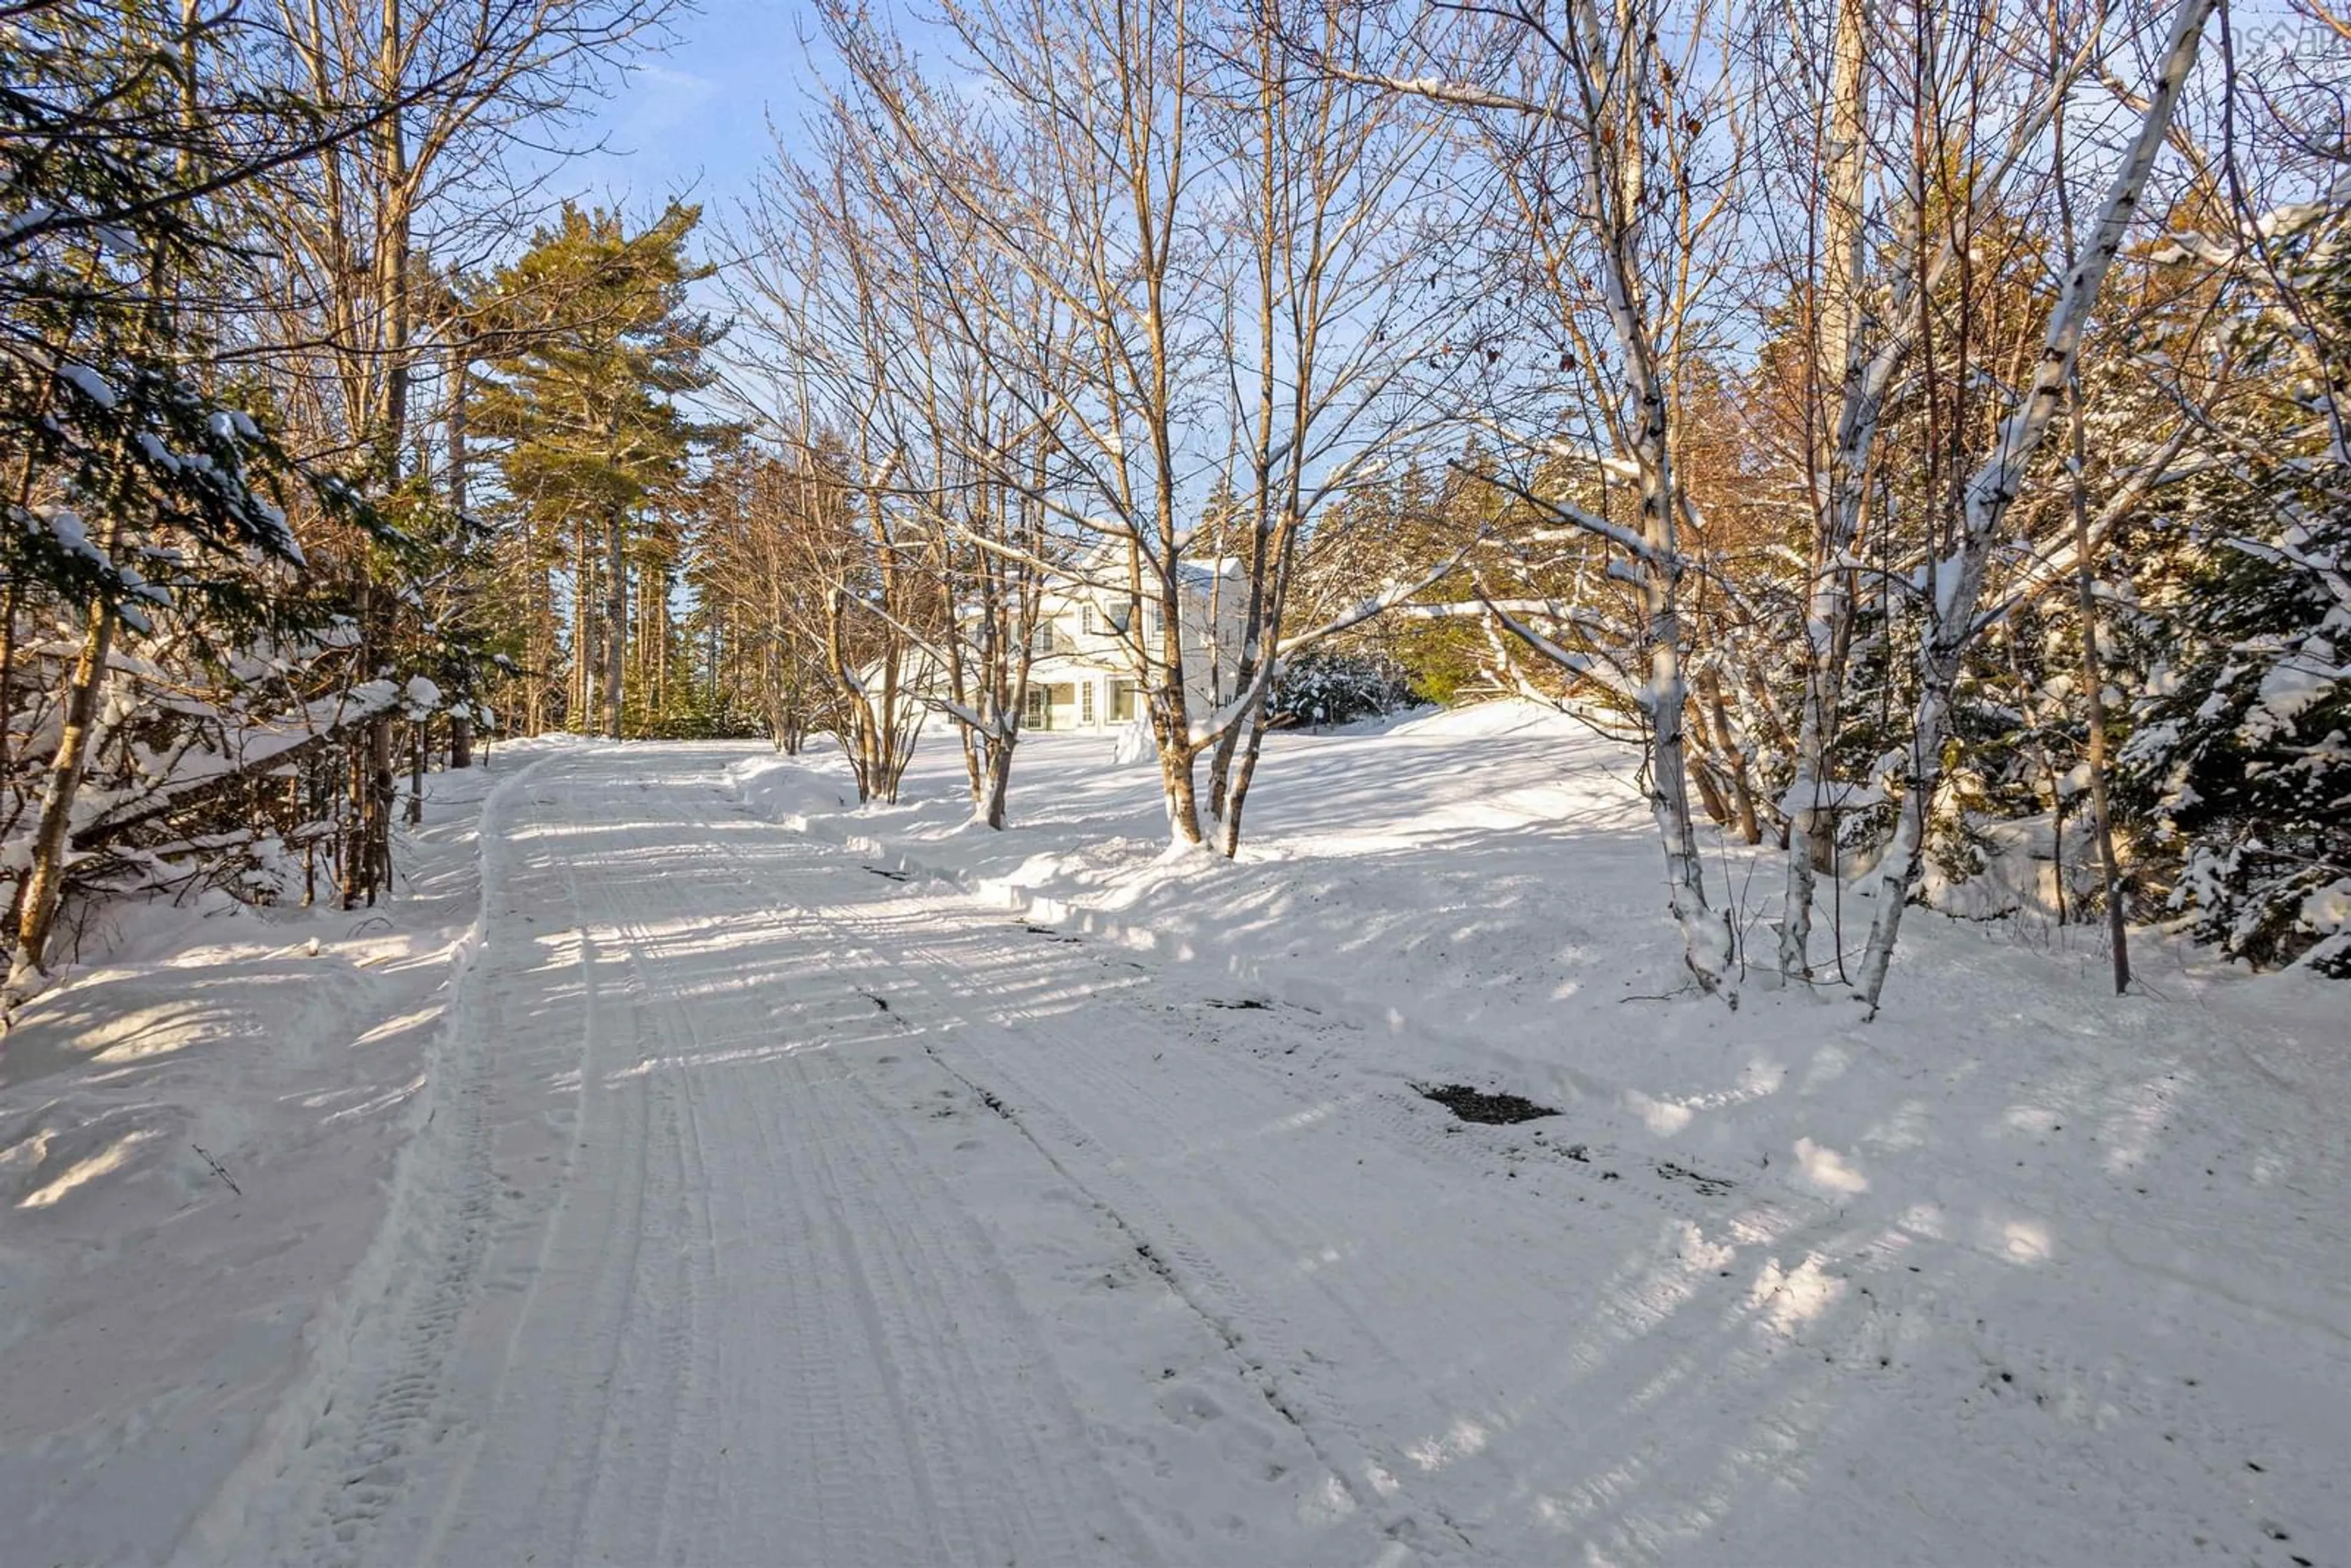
1;0;359;980
2108;187;2351;974
470;203;722;738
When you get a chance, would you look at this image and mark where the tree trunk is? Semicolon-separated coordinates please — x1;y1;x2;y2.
571;514;592;730
445;340;475;773
2071;384;2130;992
980;730;1015;831
339;731;364;907
1576;5;1729;996
407;718;426;825
1856;0;2213;1013
367;713;395;900
359;0;411;902
1214;703;1274;859
13;601;117;973
1689;754;1732;831
1145;563;1204;844
603;506;626;739
1780;0;1872;980
1700;669;1760;844
650;566;667;719
1158;733;1204;845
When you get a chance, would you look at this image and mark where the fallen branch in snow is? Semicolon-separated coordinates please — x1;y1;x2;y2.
191;1144;242;1196
1617;982;1704;1004
66;682;407;853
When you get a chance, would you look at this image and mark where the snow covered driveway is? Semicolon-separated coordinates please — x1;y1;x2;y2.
187;740;2345;1568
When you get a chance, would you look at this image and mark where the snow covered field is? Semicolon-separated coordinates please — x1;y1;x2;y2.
0;737;576;1564
3;705;2344;1566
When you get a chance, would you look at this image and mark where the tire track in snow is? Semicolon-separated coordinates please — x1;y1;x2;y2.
242;748;1157;1568
801;887;1501;1559
539;842;696;1566
181;750;567;1568
910;1023;1449;1558
804;861;2324;1567
402;827;667;1566
656;771;1157;1566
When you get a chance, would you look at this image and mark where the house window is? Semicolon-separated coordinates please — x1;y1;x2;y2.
1031;621;1057;657
1081;604;1097;636
1111;680;1138;721
1024;684;1049;729
1141;603;1160;639
1080;680;1095;725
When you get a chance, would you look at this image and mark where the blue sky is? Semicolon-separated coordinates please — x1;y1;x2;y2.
561;0;830;221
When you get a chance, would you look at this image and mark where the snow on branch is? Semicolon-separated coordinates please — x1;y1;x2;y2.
67;681;408;852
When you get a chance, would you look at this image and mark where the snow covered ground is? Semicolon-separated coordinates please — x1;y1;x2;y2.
3;705;2344;1566
0;735;576;1565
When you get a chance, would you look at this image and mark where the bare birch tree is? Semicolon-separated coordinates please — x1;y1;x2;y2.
1852;0;2220;1012
1325;0;1748;994
1189;0;1474;855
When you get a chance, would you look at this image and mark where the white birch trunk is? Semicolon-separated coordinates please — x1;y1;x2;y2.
1780;0;1872;981
1854;0;2216;1014
1572;0;1732;996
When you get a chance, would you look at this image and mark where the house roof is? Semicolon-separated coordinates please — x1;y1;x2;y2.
1054;539;1239;599
1176;559;1240;591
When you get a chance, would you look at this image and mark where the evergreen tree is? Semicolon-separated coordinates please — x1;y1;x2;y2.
2115;198;2350;973
470;202;722;738
1;0;364;978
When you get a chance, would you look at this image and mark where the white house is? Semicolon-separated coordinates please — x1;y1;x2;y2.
1022;542;1246;733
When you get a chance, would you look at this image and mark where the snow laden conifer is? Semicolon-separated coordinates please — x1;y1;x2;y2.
2121;478;2351;973
1;0;362;986
1268;647;1414;729
468;203;725;740
2119;195;2351;974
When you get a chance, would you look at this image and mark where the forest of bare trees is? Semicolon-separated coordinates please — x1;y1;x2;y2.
699;0;2347;1004
4;0;2345;1008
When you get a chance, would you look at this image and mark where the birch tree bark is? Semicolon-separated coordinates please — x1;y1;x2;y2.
1327;0;1739;992
1778;0;1873;980
1854;0;2218;1014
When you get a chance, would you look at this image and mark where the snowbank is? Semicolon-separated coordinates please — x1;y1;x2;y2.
0;738;575;1567
726;702;2349;1564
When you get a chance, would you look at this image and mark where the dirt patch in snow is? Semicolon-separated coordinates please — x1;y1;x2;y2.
1416;1082;1559;1125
